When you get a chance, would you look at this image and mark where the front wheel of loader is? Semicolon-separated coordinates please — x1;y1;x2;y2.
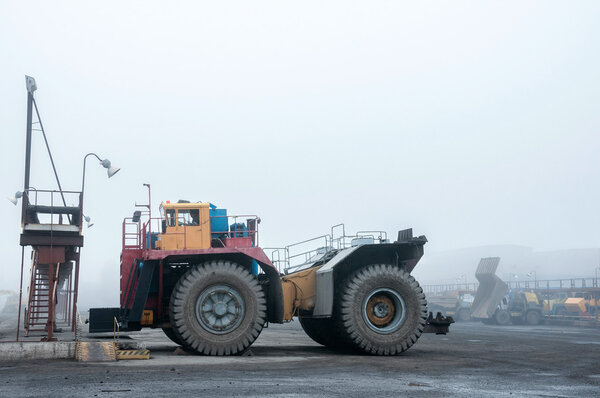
169;261;267;355
338;264;427;355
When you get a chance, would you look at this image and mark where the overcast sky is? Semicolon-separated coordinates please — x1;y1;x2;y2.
1;2;599;308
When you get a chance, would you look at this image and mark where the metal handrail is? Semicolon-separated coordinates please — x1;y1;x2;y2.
22;189;83;229
423;277;600;295
267;225;396;274
122;214;262;251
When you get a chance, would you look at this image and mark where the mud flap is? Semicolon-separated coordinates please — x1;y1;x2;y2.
423;312;454;334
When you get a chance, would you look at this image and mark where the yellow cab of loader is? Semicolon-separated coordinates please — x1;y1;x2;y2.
156;201;211;250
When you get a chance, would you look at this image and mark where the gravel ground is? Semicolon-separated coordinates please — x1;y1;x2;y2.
0;321;599;397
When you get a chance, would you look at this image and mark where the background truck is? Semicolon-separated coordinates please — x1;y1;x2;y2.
89;187;451;355
470;257;544;326
426;290;474;322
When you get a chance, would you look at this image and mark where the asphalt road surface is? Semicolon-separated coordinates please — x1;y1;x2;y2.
0;321;599;397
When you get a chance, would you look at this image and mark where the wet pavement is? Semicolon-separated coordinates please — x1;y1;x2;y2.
0;321;599;397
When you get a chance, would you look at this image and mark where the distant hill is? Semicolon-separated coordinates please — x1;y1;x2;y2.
413;245;600;285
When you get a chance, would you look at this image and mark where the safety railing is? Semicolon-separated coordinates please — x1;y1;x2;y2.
122;218;141;249
122;214;261;251
266;224;392;274
423;277;600;295
422;283;479;295
507;278;600;291
21;188;83;230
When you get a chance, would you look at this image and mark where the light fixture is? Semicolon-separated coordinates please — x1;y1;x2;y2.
82;153;121;196
7;191;23;205
84;215;94;228
100;158;120;178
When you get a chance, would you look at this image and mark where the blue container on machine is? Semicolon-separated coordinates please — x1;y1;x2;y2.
209;203;228;239
230;223;248;238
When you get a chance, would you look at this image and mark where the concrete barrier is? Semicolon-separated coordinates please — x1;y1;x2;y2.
0;342;76;361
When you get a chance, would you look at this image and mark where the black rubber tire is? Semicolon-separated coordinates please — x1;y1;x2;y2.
162;327;184;346
338;264;427;355
495;309;511;326
169;261;266;355
456;308;471;322
526;310;541;326
298;316;348;348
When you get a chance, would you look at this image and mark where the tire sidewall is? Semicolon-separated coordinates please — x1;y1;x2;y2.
170;262;265;354
341;265;426;353
495;309;511;326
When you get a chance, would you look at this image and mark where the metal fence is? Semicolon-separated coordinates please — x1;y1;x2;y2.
423;277;600;295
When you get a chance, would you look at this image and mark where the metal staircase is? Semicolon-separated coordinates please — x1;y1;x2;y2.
25;257;52;335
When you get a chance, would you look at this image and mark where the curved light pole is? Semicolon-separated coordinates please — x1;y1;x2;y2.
82;153;120;197
71;153;119;333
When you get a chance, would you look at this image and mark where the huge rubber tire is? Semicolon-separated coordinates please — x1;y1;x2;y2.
526;310;541;326
456;308;471;322
298;316;348;349
338;264;427;355
169;261;266;355
495;309;511;326
162;327;184;346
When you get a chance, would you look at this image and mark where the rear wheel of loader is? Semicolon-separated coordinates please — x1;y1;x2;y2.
169;261;267;355
338;264;427;355
298;316;348;349
494;309;511;326
525;310;541;326
162;327;184;346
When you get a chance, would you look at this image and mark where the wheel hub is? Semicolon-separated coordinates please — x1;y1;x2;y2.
363;288;406;334
195;285;245;334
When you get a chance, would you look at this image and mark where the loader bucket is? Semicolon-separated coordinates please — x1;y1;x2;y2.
470;257;508;319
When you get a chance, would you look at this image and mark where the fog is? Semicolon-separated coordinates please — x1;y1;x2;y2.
1;2;599;310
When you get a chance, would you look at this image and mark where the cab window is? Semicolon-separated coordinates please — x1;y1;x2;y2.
166;209;176;227
177;208;199;226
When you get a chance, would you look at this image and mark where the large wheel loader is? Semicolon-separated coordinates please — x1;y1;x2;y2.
89;187;452;355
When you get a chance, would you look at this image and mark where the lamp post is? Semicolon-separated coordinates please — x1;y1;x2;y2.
81;153;120;198
72;152;119;332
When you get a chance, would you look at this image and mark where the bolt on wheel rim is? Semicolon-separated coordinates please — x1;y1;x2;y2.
195;285;245;334
362;288;406;334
